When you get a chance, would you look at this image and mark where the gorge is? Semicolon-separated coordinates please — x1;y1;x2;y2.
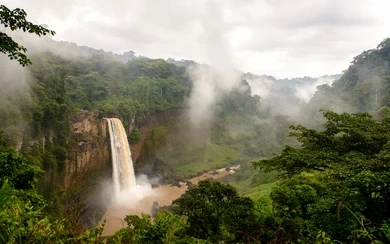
101;117;241;235
2;9;390;240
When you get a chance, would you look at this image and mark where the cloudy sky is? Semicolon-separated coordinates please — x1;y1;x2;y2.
2;0;390;78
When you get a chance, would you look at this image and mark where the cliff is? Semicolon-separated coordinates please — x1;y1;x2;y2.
130;109;184;181
64;109;183;191
64;111;111;189
62;109;183;227
63;111;112;228
130;109;183;162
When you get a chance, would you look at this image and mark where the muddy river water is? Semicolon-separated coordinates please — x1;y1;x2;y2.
101;165;240;236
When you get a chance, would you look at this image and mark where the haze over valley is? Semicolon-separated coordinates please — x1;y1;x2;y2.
2;1;390;243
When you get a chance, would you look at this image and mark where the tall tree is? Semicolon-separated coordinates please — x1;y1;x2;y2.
253;110;390;242
172;179;255;243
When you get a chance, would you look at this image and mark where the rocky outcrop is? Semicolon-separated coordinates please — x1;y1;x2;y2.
64;109;183;190
62;109;183;228
63;111;113;228
64;111;111;189
130;109;183;163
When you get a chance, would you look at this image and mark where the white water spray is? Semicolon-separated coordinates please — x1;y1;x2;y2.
106;118;136;196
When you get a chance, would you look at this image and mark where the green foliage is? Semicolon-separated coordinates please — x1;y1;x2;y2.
315;231;332;244
0;52;193;208
0;4;55;66
10;27;390;244
0;137;43;190
0;137;106;243
0;185;106;243
172;179;256;243
381;220;390;242
110;210;186;244
255;110;390;176
138;81;287;180
271;176;319;219
129;128;141;143
308;38;390;114
254;110;390;242
377;106;390;120
34;54;191;118
217;82;261;118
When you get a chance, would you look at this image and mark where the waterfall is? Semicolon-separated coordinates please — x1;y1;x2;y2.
106;118;136;195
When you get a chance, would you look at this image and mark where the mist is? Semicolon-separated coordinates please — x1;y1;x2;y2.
0;54;31;147
1;27;136;62
245;75;274;99
295;75;340;103
111;174;154;206
187;2;241;137
244;73;342;119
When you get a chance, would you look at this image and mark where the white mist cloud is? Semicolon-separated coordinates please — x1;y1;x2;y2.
295;76;338;103
0;55;30;96
187;1;241;132
111;174;155;206
136;173;160;187
115;184;154;205
0;55;31;146
246;76;274;99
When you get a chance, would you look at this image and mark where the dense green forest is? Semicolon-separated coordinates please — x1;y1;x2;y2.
2;110;390;243
302;38;390;119
2;4;390;243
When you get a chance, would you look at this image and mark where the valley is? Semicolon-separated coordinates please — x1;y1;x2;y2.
2;2;390;242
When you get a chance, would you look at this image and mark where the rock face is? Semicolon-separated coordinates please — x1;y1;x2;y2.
63;109;183;228
130;109;183;162
64;111;111;189
64;109;183;191
64;111;113;228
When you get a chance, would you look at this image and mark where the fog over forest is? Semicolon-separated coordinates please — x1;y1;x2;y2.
2;1;390;243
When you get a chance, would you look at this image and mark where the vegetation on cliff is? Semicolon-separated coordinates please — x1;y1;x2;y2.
303;38;390;120
0;51;193;209
0;129;107;243
3;108;390;243
2;4;390;243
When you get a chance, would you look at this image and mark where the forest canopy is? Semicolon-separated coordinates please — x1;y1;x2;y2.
2;3;390;243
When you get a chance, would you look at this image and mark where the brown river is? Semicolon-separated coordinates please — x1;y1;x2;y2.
101;165;240;236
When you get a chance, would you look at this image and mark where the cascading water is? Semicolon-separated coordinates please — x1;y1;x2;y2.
106;118;136;196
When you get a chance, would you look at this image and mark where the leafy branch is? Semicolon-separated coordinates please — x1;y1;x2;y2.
0;5;55;66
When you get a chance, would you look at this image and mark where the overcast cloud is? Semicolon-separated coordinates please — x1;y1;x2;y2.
2;0;390;78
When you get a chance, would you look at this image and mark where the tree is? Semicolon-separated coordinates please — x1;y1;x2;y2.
172;179;256;243
0;131;108;243
0;130;43;190
254;110;390;176
110;211;187;244
130;128;141;143
271;176;319;219
0;4;55;66
253;110;390;242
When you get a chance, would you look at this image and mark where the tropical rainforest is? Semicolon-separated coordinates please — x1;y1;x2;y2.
2;4;390;244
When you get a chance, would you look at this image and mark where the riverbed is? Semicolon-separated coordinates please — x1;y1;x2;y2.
101;165;240;236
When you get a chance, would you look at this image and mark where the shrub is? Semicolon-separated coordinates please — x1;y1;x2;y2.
130;128;141;143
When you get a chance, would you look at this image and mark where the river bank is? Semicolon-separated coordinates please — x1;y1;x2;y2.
101;165;240;236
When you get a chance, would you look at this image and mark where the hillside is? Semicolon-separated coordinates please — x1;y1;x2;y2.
1;35;385;197
304;38;390;117
0;37;302;184
2;23;390;242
